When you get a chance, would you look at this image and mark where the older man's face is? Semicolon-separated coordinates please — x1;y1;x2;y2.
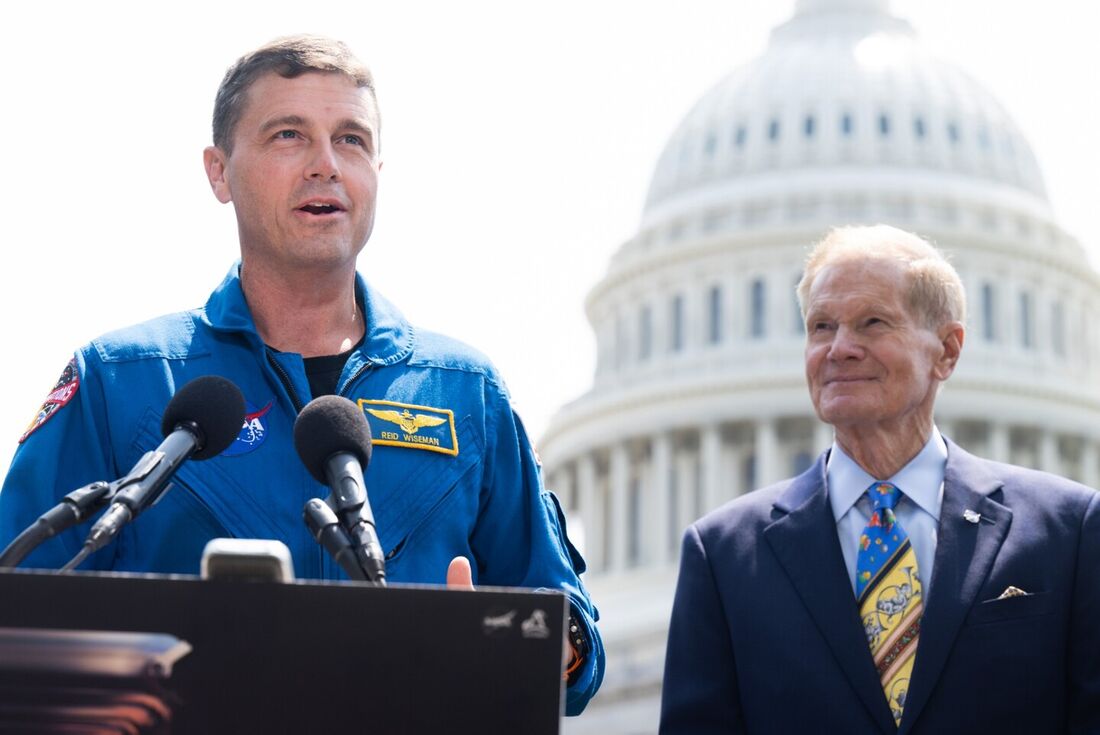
803;258;957;437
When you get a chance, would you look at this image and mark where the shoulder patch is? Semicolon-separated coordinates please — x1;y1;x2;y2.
20;358;80;443
359;399;458;456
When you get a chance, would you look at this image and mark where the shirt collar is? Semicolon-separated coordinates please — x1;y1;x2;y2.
826;425;947;522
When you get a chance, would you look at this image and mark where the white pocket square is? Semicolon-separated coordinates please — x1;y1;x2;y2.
996;586;1029;599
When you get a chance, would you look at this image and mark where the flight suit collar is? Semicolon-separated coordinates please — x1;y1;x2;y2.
200;262;415;369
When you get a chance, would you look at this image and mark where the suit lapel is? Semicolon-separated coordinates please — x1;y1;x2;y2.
764;457;897;734
898;441;1013;734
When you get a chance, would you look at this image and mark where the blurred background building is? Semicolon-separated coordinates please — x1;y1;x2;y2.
544;0;1100;731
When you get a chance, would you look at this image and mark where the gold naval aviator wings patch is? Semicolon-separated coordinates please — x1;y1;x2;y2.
359;399;458;456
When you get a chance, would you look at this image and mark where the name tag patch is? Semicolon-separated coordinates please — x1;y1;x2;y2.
359;399;458;456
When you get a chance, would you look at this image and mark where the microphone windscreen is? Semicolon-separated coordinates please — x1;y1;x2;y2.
293;395;373;484
161;376;246;460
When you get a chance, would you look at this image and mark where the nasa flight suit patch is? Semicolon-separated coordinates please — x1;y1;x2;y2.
221;399;274;457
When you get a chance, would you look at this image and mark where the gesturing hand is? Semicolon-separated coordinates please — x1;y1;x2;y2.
446;555;474;590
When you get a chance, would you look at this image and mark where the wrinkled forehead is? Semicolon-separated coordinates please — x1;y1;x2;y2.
240;70;380;129
810;257;909;300
804;259;917;324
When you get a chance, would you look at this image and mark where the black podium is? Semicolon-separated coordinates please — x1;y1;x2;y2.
0;570;566;734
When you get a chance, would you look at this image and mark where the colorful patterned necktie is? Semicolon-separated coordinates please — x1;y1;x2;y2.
855;482;923;727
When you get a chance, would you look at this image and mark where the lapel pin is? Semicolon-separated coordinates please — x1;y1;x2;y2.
963;509;996;525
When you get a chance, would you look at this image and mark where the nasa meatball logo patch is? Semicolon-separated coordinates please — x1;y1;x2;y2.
221;399;274;457
20;358;80;443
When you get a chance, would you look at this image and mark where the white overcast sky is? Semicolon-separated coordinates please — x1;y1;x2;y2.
1;1;1097;477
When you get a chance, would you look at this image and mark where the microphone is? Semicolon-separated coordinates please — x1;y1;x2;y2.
293;395;386;585
77;376;246;558
303;498;367;581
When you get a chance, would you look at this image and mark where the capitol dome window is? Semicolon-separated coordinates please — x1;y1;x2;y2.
1019;291;1034;349
981;283;997;342
947;122;960;144
750;278;767;338
615;314;629;370
1052;302;1066;357
639;305;653;360
703;133;718;157
707;286;723;344
803;115;816;138
670;294;685;352
878;113;891;136
734;124;747;149
913;116;926;139
840;112;854;137
768;119;781;142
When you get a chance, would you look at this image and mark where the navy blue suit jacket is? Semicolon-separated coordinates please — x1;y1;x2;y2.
660;440;1100;734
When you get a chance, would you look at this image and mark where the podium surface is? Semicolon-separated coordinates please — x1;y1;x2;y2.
0;570;566;734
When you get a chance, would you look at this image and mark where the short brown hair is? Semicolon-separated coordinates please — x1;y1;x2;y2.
212;35;379;153
796;225;967;329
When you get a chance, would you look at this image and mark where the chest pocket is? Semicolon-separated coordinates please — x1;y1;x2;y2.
369;415;482;560
127;408;294;542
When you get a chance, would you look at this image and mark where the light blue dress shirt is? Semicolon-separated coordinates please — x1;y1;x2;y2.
827;427;946;597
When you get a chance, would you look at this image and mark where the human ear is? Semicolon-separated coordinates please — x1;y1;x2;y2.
933;321;965;380
203;146;233;204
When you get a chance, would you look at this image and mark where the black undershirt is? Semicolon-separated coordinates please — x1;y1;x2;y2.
303;344;357;398
302;295;367;398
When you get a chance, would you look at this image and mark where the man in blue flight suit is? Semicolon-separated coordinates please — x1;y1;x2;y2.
0;35;602;714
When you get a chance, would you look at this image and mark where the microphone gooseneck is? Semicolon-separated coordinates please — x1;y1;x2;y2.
76;376;246;558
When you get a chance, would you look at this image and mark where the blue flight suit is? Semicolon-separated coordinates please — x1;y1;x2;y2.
0;264;603;714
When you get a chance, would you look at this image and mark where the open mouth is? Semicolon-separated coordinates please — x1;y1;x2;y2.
298;201;344;215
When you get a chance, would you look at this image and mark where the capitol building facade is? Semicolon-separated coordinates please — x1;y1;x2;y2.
545;1;1100;732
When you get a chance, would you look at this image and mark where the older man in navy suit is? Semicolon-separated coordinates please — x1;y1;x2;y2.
660;225;1100;734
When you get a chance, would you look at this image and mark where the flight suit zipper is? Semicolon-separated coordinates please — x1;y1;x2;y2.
265;350;305;413
266;350;375;578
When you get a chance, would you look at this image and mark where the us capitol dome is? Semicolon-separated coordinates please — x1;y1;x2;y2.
545;0;1100;731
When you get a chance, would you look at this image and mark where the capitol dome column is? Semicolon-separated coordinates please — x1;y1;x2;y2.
648;432;673;566
674;443;699;543
1039;430;1060;475
1082;439;1100;490
701;424;724;514
755;418;781;487
989;423;1011;463
551;467;576;523
609;444;630;572
576;454;603;572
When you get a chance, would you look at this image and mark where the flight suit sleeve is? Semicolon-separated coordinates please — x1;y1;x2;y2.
470;381;605;716
0;349;119;571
